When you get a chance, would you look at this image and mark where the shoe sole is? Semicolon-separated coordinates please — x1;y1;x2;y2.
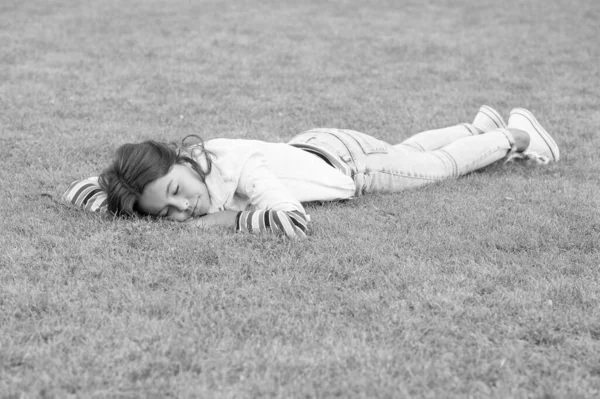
480;105;507;129
510;108;560;162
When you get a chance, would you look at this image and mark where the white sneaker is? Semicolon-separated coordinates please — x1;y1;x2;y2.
508;108;560;163
472;105;507;132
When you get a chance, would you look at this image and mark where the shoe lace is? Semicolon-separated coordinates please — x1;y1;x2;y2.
505;151;550;165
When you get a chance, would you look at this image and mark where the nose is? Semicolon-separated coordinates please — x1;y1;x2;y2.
172;198;189;212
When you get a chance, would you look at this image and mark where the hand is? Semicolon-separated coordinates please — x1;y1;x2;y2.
184;211;238;229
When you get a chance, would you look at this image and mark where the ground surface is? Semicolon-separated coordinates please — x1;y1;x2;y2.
1;0;600;397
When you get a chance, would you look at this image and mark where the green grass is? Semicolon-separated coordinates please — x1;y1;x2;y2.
1;0;600;397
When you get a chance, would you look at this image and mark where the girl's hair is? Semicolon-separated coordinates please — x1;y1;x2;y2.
99;135;213;216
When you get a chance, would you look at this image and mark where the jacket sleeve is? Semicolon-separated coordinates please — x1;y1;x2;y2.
235;209;309;239
62;177;108;212
235;155;310;238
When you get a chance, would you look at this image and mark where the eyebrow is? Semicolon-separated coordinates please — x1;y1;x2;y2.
165;179;173;197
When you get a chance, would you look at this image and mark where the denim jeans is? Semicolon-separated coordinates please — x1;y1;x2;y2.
289;124;515;196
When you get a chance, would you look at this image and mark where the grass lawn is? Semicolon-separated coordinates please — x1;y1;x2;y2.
1;0;600;397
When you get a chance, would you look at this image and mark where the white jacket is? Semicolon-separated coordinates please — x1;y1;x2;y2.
200;138;355;215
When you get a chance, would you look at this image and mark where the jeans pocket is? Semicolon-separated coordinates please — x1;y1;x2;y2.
341;130;388;155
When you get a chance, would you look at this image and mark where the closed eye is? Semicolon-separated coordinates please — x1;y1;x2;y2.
174;185;179;195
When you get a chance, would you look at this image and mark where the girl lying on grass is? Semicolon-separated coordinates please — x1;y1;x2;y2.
64;106;559;238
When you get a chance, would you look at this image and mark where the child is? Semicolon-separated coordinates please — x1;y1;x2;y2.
64;106;559;238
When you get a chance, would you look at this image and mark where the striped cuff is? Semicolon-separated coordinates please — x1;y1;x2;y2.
235;209;309;238
62;177;108;213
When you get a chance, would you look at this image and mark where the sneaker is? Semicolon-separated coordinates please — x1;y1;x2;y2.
472;105;507;132
508;108;560;162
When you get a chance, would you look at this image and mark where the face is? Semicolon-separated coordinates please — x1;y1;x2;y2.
137;163;210;222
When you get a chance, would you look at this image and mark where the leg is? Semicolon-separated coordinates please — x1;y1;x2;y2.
288;128;515;196
398;123;478;152
355;129;516;194
288;106;558;197
389;107;559;187
398;105;507;152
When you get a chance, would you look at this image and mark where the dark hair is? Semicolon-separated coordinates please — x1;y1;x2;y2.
99;135;213;216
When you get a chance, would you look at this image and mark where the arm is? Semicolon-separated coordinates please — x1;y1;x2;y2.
187;209;309;239
186;211;238;228
237;157;310;239
235;209;309;238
